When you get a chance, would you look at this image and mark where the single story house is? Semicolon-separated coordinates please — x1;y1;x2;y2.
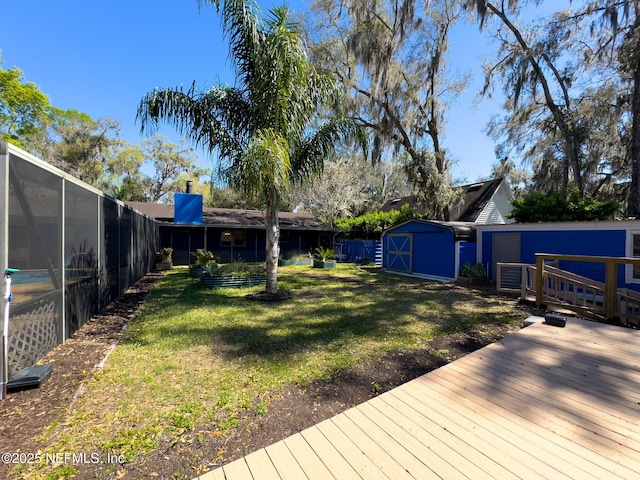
126;196;337;265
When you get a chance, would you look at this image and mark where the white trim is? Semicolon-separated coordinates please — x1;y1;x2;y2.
626;230;640;284
61;179;66;341
476;220;640;234
477;220;640;266
381;268;455;283
454;241;461;280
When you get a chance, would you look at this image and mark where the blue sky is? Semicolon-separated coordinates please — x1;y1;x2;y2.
2;0;507;184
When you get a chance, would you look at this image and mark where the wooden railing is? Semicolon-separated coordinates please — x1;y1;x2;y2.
496;254;640;325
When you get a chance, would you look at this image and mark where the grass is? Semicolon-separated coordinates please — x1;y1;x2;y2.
23;264;524;479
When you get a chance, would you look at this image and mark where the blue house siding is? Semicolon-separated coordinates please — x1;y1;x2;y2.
459;241;476;268
478;222;640;291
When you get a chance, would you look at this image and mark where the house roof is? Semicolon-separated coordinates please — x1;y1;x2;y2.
125;201;334;231
381;178;506;222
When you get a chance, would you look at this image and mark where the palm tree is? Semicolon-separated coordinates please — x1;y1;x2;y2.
138;0;362;294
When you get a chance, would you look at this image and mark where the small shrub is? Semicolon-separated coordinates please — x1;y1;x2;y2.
459;263;487;278
156;248;173;263
214;262;266;276
191;249;219;267
281;250;312;260
315;246;336;261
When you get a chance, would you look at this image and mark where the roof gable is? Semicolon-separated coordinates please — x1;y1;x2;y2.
381;178;509;222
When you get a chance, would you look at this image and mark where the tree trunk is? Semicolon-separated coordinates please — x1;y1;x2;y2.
487;2;582;198
264;187;280;294
629;2;640;218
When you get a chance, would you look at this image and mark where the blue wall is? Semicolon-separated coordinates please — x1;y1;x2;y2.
482;228;633;288
336;240;381;264
459;241;476;268
383;221;461;279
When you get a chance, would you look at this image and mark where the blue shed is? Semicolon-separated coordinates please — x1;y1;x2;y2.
381;220;476;281
476;220;640;291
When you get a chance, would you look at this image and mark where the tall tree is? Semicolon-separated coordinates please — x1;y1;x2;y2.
465;1;593;197
465;0;639;211
141;135;203;203
138;0;361;293
0;55;51;151
308;0;465;219
102;142;147;201
48;110;120;185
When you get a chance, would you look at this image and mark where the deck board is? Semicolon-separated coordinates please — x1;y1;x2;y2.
196;318;640;480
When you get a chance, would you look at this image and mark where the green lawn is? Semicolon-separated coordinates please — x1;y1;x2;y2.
24;264;524;479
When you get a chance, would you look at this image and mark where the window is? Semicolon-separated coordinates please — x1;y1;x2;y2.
280;230;290;244
633;233;640;280
627;231;640;283
220;230;246;247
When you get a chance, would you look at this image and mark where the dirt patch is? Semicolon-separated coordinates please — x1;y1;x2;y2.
245;289;293;302
0;273;528;479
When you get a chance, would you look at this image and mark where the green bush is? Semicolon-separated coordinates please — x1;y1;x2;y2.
509;188;618;223
213;262;266;276
459;263;487;278
314;246;336;261
281;250;312;260
335;204;430;239
191;249;219;267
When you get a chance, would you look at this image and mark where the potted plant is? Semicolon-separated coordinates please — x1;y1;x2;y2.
278;250;313;266
313;246;337;269
200;261;267;288
155;248;173;271
458;263;489;286
189;249;219;278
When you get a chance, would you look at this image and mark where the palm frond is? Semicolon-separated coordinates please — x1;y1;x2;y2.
137;83;251;160
290;118;367;183
227;128;291;200
203;0;264;87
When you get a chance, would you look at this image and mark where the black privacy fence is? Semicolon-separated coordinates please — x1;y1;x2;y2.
1;142;158;378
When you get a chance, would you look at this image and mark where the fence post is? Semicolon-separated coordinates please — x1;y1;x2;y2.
536;255;544;307
604;259;618;320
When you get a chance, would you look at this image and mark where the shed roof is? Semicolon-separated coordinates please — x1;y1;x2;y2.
125;201;334;231
385;219;477;241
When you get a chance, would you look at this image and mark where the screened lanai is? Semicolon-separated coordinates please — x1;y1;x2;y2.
0;142;158;389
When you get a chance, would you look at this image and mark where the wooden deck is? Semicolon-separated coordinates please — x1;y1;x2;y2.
196;318;640;479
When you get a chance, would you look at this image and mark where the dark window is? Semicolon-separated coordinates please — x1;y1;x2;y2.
221;230;246;247
633;233;640;279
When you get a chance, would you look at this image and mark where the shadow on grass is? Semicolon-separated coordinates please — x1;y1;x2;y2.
122;268;522;361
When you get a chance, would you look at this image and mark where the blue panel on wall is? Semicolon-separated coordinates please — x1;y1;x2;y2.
459;241;476;268
174;193;203;224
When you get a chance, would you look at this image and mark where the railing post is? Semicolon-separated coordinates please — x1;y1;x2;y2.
536;255;544;307
521;265;528;300
604;259;618;320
